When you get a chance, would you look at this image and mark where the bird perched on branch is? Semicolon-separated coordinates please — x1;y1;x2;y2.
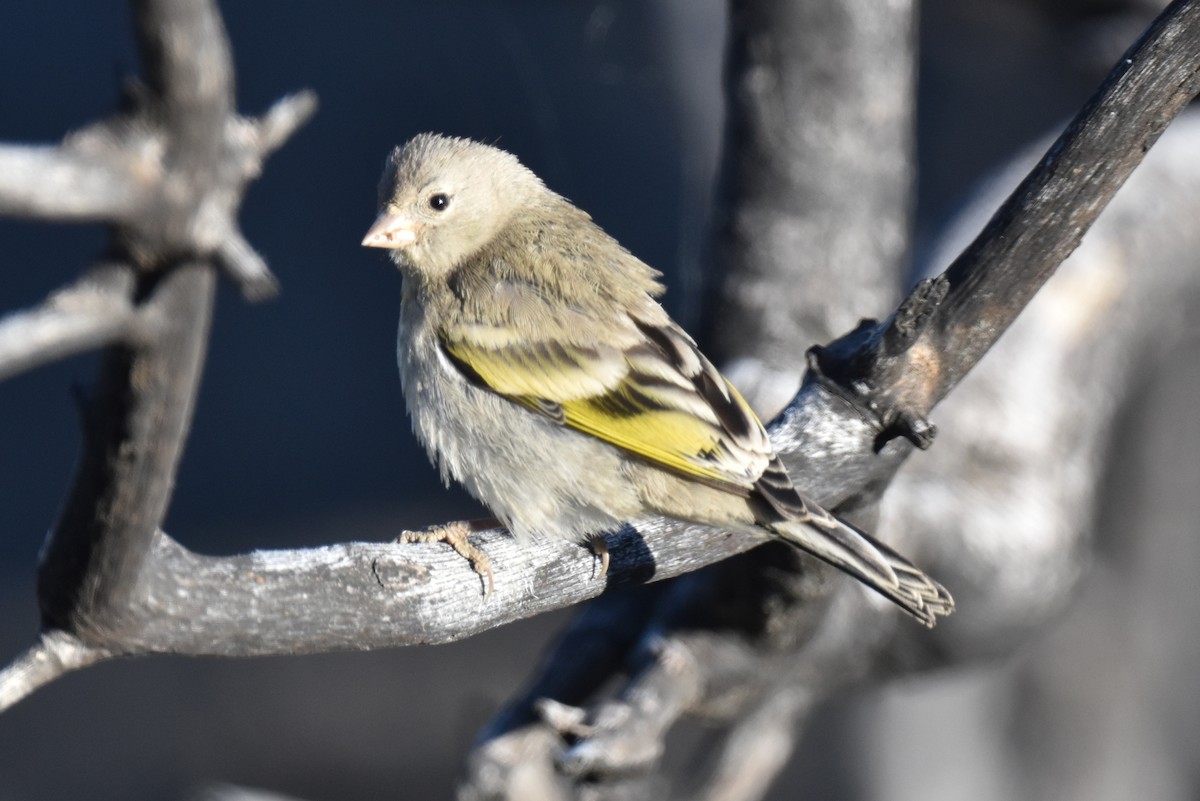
362;133;953;627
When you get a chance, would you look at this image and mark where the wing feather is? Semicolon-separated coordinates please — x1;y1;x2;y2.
439;312;782;497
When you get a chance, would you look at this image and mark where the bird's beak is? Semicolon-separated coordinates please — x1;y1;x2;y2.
362;211;419;249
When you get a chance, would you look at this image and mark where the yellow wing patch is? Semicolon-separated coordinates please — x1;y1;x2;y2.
442;336;625;402
558;390;735;486
441;326;758;491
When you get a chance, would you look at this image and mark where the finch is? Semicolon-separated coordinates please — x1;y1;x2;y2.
362;133;953;627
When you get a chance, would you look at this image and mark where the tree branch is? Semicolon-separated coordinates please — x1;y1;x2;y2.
0;0;312;668
0;265;136;381
711;0;915;417
814;0;1200;441
0;630;108;711
0;140;148;222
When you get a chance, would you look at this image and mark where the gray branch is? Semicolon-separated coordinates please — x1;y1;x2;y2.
711;0;915;417
0;265;136;381
0;0;311;706
0;630;109;711
0;140;147;222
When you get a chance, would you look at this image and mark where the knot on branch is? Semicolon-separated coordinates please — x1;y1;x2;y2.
807;275;949;452
107;88;318;300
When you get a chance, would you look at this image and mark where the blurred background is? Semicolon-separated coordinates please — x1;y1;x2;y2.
0;1;1191;799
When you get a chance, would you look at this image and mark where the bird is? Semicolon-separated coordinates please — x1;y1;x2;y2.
362;133;953;627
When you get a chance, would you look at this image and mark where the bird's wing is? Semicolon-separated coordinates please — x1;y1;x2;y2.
439;311;803;503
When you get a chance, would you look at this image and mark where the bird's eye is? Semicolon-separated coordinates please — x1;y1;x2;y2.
428;193;451;212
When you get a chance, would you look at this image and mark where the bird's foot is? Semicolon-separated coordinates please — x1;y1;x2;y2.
589;534;610;580
397;519;496;597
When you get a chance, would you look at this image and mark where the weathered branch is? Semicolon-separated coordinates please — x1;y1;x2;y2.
0;0;312;701
814;0;1200;440
0;265;136;381
36;263;216;639
0;141;148;222
711;0;915;417
931;0;1200;400
0;94;312;381
0;630;108;711
31;0;233;642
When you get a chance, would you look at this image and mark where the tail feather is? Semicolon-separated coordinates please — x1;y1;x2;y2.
767;516;954;628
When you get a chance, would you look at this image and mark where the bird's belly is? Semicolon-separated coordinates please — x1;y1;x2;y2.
398;319;641;543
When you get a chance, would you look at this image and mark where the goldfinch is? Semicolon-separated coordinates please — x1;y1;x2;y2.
362;133;953;627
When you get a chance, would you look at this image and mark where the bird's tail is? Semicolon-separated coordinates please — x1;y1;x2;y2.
766;515;954;628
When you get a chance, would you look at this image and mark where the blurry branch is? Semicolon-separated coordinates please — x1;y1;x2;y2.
0;86;314;379
814;0;1200;432
0;144;148;221
0;630;109;711
0;265;136;381
0;0;313;708
711;0;916;417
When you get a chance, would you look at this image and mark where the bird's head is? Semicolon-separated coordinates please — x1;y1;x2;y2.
362;133;543;278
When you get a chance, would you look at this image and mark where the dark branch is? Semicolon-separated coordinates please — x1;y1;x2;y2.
710;0;915;416
36;263;216;639
18;0;311;654
934;0;1200;399
132;0;232;153
815;0;1200;440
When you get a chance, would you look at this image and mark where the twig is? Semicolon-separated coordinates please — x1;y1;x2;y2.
0;266;136;381
0;630;109;710
0;140;147;222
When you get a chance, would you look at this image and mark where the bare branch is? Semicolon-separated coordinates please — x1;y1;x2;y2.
933;0;1200;399
252;90;319;158
0;91;315;283
132;0;232;152
78;524;767;656
0;630;109;711
816;0;1200;439
0;140;147;222
0;266;136;381
712;0;915;416
697;690;811;801
215;227;279;301
24;0;311;650
36;263;216;639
